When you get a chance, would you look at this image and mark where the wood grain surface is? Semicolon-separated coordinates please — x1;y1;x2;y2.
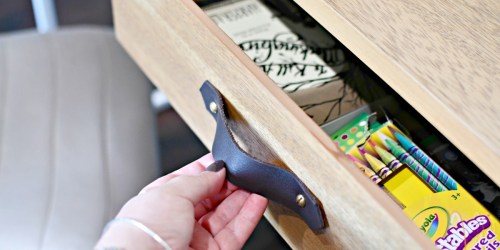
112;0;435;248
294;0;500;186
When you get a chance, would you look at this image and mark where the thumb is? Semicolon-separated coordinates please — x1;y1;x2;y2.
163;161;226;205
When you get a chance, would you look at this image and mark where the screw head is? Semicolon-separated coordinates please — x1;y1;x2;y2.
209;102;218;114
296;194;306;207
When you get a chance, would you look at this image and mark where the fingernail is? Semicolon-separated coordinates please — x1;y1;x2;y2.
205;161;225;172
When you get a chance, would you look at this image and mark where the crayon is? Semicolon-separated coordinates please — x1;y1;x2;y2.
374;131;395;149
374;144;403;171
385;138;448;192
391;128;458;190
354;161;382;184
348;155;382;184
365;139;381;157
361;150;393;178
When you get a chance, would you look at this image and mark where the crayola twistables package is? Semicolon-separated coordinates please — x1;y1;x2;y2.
374;119;500;250
406;190;499;250
329;112;499;249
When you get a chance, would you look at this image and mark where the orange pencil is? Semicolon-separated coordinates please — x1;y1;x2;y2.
348;155;382;184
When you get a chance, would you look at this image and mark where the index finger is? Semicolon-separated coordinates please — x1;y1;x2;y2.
140;153;215;193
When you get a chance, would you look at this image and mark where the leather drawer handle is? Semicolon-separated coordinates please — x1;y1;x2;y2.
200;81;325;231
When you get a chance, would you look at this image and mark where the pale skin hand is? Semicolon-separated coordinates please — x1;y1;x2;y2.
95;154;268;250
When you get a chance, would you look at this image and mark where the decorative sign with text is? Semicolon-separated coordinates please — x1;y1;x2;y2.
204;0;346;92
204;0;365;124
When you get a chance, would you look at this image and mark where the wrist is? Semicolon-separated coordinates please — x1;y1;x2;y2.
95;220;164;250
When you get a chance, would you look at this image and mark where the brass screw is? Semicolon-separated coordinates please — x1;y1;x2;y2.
296;194;306;207
209;102;218;114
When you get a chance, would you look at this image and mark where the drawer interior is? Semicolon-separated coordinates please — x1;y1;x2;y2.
195;0;500;238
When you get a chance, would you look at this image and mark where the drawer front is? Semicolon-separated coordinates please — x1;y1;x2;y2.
112;0;433;248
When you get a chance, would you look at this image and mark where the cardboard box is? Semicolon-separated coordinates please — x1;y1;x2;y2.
326;112;499;249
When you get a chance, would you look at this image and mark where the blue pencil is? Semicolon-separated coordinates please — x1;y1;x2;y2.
390;127;458;190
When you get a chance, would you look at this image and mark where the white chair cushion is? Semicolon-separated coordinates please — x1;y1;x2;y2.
0;26;158;249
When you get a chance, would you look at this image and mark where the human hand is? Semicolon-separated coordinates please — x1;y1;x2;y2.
95;154;268;250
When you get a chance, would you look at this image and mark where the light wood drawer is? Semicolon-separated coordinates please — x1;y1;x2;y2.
112;0;498;249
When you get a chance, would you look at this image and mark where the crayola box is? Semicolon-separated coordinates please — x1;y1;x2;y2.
406;189;499;250
329;112;499;249
371;118;499;250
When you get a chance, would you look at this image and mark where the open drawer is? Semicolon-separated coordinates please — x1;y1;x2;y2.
112;0;498;249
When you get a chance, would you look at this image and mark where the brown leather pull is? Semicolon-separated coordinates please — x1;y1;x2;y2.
200;81;325;231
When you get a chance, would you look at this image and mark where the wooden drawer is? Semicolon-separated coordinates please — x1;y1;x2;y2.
112;0;498;249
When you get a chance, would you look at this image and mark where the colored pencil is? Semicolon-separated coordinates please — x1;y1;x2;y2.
374;144;403;171
348;155;382;184
391;128;458;190
354;161;382;184
385;138;448;192
361;150;393;178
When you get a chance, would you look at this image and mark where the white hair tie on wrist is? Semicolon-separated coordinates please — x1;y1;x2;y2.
103;217;172;250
